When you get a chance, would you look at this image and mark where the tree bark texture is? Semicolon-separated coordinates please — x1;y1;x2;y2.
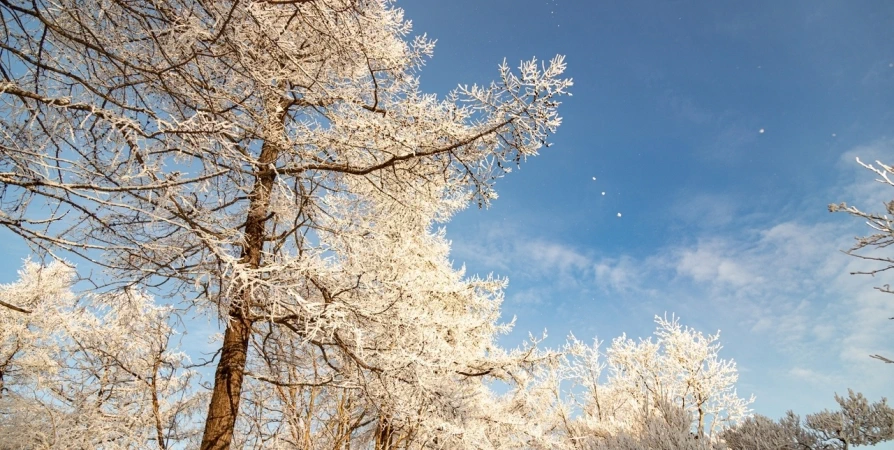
200;139;280;449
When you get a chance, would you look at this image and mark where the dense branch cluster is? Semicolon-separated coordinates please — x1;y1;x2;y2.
721;391;894;450
0;261;203;449
512;316;753;449
2;261;891;449
0;0;572;447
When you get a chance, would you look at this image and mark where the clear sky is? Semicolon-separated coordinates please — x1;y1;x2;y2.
401;0;894;429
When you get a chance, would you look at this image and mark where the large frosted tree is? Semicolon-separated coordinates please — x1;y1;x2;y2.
0;0;571;448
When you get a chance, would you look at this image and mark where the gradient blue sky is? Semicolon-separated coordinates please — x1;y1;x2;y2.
401;0;894;430
1;0;892;439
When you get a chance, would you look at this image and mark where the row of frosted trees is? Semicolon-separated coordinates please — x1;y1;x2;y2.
3;267;891;449
0;0;890;448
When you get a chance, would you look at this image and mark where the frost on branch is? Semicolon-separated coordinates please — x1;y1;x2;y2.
829;157;894;364
588;400;726;450
504;316;753;449
231;188;557;447
722;390;894;450
0;0;571;447
721;412;818;450
829;157;894;282
599;316;753;439
0;261;203;449
804;390;894;449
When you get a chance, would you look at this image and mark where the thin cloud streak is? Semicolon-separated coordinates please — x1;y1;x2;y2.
447;139;894;417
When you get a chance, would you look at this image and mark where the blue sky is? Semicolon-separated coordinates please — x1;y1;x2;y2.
1;0;892;439
401;0;894;427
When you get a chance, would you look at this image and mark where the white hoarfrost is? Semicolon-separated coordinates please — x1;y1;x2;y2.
0;261;203;449
0;0;570;447
829;156;894;364
500;316;753;449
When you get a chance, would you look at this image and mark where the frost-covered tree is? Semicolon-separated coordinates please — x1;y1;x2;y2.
588;400;723;450
524;316;752;449
601;316;752;439
804;390;894;449
230;204;553;449
0;261;202;449
721;412;818;450
0;0;570;448
722;390;894;450
829;157;894;364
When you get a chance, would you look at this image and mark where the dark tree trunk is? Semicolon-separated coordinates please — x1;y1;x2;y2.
200;139;280;450
199;314;252;450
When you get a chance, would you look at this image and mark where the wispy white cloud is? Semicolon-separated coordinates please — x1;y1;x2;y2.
594;255;647;294
788;366;845;388
674;239;762;288
452;227;593;289
836;138;894;210
860;59;894;87
669;191;740;228
663;90;715;125
524;240;591;277
448;139;894;415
